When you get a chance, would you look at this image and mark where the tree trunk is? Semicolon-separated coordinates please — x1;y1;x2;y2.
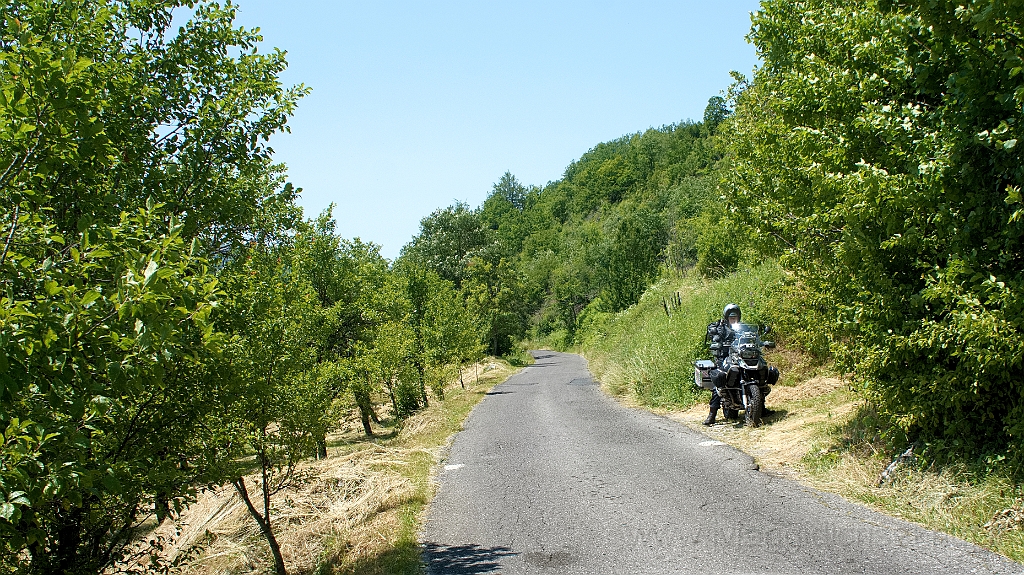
366;375;382;424
415;360;429;408
388;378;399;416
48;503;86;575
316;435;328;459
155;493;171;522
233;477;287;575
358;404;373;436
354;388;374;436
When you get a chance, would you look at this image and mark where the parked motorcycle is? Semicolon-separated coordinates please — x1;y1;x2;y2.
694;323;777;427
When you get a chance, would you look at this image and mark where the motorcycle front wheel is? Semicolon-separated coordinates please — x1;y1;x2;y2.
745;384;763;428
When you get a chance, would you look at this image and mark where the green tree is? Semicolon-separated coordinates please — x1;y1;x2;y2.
290;212;389;445
422;275;482;397
0;1;304;571
0;205;223;573
464;257;530;356
400;202;491;288
362;319;418;418
702;95;730;133
215;247;321;575
602;208;667;310
726;0;1024;455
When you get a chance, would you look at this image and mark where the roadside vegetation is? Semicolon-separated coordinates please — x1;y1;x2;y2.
3;0;1023;573
570;264;1024;562
146;360;515;575
0;3;498;574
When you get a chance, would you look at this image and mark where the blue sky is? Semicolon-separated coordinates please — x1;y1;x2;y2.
231;1;762;260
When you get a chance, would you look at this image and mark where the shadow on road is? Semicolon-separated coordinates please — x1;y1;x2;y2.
422;542;517;574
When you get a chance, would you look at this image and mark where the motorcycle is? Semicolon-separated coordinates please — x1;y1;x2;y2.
694;323;777;427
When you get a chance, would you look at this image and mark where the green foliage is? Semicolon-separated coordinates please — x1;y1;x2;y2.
726;0;1024;457
693;206;740;279
579;263;784;406
703;96;730;133
464;257;531;357
0;1;494;573
602;208;667;310
399;202;491;288
0;0;312;571
401;112;739;354
0;204;223;572
213;244;329;575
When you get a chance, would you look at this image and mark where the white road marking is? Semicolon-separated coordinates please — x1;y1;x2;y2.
444;464;465;471
698;440;727;447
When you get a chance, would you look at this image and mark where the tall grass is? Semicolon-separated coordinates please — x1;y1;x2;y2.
574;261;1024;563
578;262;785;407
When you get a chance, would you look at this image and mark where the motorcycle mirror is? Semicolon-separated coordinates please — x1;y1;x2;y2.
763;341;776;349
763;325;772;335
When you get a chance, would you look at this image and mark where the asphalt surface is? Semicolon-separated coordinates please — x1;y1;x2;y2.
420;351;1024;575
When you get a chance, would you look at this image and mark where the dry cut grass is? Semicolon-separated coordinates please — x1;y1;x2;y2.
134;359;517;575
661;360;1024;563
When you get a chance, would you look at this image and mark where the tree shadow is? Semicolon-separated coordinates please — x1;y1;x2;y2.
762;407;790;425
421;542;517;574
318;537;422;575
719;407;790;428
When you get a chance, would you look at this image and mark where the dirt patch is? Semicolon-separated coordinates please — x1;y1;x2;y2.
767;376;846;402
665;376;859;480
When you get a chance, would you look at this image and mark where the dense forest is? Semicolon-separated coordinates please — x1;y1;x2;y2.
1;0;1023;573
399;111;729;355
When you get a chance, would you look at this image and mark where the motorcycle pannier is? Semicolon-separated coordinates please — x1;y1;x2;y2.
694;360;716;390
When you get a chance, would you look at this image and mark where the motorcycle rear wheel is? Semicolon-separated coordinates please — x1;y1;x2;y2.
745;384;763;428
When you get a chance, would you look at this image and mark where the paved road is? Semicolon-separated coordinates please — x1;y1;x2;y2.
420;351;1024;574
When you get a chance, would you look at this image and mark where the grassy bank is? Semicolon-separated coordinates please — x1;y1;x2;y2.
155;359;518;575
575;263;1024;563
577;262;795;407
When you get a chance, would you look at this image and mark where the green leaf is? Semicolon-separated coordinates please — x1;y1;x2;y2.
80;289;100;308
1003;139;1017;150
143;260;158;286
0;502;18;521
1007;186;1021;205
101;474;121;493
44;280;60;296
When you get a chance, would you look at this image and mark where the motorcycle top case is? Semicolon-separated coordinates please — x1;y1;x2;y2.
694;360;716;390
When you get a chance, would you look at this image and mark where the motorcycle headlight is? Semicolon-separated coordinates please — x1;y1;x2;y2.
740;347;758;360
